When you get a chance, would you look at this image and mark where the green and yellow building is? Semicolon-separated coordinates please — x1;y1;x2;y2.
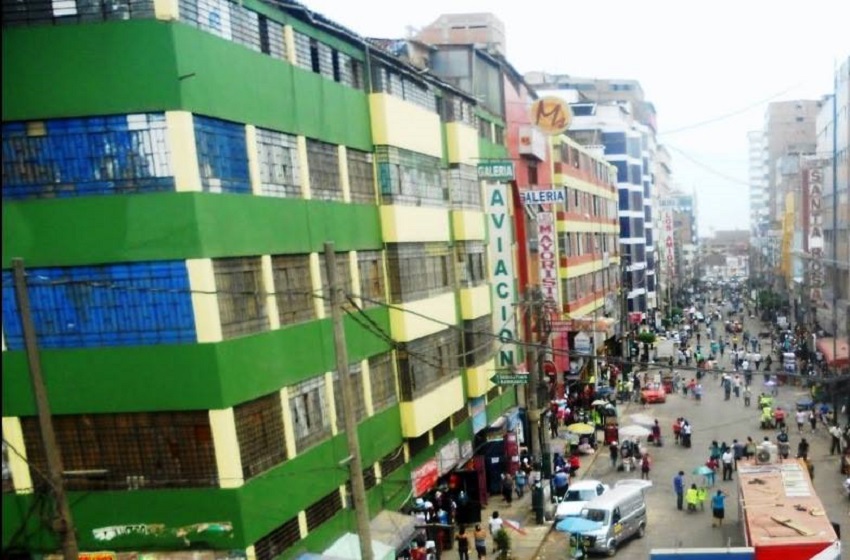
1;1;517;558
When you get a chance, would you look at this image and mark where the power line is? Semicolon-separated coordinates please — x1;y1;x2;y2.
665;143;751;187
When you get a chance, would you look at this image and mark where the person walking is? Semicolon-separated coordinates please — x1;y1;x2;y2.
673;471;685;511
711;490;728;527
501;473;514;504
686;483;699;512
721;448;734;481
830;424;843;455
797;438;810;460
609;441;619;470
796;409;807;433
455;526;470;560
640;453;652;480
809;409;818;432
473;524;487;560
488;512;503;554
514;467;527;499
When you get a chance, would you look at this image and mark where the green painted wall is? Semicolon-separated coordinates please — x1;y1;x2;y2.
2;309;391;415
2;193;382;268
2;21;372;150
478;138;509;162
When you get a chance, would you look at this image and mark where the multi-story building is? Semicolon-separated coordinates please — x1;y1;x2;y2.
1;2;519;558
702;230;750;280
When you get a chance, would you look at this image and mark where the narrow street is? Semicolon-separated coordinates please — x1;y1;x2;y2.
537;309;849;557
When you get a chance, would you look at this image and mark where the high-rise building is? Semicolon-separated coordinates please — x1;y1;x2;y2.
414;13;507;55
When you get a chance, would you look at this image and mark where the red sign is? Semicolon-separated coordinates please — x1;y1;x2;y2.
411;458;439;497
629;312;643;325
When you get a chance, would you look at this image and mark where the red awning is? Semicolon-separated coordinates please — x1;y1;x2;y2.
816;337;850;368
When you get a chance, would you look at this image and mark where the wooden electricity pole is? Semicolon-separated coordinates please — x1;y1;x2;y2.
323;244;373;560
12;258;79;560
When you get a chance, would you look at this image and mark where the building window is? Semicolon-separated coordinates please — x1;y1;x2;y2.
369;353;398;413
375;146;446;207
397;328;462;400
306;489;343;531
289;376;331;453
452;404;470;427
447;164;482;209
255;128;301;198
254;517;301;560
477;119;492;141
463;314;493;367
194;116;251;194
346;464;377;498
331;363;367;424
407;433;429;457
3;0;155;25
432;418;451;441
527;163;538;186
214;256;269;339
234;393;287;480
258;16;286;60
2;114;173;200
306;139;342;201
386;243;452;303
21;411;216;491
456;241;486;287
379;446;404;478
370;63;436;111
318;252;353;316
357;250;386;308
269;254;315;326
347;149;375;203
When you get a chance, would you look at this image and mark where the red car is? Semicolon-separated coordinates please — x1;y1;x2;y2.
641;382;667;404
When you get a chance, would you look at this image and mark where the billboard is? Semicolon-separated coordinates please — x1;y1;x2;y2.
486;183;517;369
537;211;559;307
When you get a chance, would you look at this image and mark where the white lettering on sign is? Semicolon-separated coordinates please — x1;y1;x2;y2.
521;189;566;205
662;210;675;280
537;212;559;306
486;183;517;368
808;167;824;305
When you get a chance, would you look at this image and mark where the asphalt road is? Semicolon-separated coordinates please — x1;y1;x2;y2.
538;311;849;557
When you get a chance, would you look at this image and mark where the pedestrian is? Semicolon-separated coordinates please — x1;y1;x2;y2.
732;439;743;470
553;468;569;499
609;441;619;469
501;472;514;504
809;409;818;432
673;470;685;511
686;483;699;512
796;409;806;433
640;453;652;480
515;467;527;499
473;524;487;560
721;448;734;481
488;512;503;554
711;490;728;527
456;526;470;560
673;418;682;445
797;438;810;460
830;424;843;455
705;457;718;486
682;420;693;448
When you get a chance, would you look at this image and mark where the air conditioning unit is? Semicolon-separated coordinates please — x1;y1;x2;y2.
756;443;776;464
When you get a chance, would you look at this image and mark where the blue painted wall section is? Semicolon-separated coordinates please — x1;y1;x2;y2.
193;115;251;194
1;261;196;349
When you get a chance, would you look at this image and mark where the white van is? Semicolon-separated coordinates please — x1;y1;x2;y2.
577;480;651;556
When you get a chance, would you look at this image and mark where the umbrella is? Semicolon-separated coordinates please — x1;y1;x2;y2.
619;425;651;438
630;413;655;427
555;516;603;534
693;466;714;476
591;399;608;406
566;422;595;435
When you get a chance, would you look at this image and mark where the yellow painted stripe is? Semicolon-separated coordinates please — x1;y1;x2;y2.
246;125;262;196
465;358;496;398
390;292;457;342
562;259;607;278
325;371;338;435
338;145;351;202
208;408;244;489
460;284;492;320
297;136;311;199
283;25;296;65
166;111;201;192
261;255;280;330
369;93;442;158
310;253;324;319
400;375;464;437
555;173;618;200
451;209;486;240
153;0;178;20
445;122;479;165
558;221;618;233
2;417;33;493
187;258;223;343
279;387;298;459
380;205;451;243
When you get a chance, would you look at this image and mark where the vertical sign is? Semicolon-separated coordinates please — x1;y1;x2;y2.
537;212;559;307
662;210;676;282
486;183;517;369
807;167;824;305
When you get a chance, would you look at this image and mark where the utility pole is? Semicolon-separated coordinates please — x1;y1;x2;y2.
524;286;542;466
12;259;79;560
324;244;373;560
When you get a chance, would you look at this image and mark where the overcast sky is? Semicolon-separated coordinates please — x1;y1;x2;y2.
303;0;848;237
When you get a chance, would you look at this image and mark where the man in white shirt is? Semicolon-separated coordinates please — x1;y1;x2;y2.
721;449;734;481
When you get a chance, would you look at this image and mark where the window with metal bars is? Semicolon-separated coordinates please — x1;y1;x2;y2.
347;149;375;203
379;446;404;478
194;116;251;194
446;164;482;209
331;364;366;424
357;250;385;308
431;418;451;441
463;314;494;368
20;412;216;491
486;386;501;402
375;146;446;207
494;125;505;146
397;328;462;401
345;464;377;499
305;489;342;531
2;0;155;26
477;119;492;141
254;516;301;560
386;243;452;303
270;254;315;327
407;433;429;457
213;257;269;339
234;393;287;480
288;376;331;453
455;241;486;287
258;15;286;59
255;128;300;198
369;353;397;413
317;252;353;316
370;64;436;112
452;404;470;427
306;139;342;201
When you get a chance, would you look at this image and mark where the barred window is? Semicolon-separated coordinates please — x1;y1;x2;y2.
452;404;470;427
345;464;377;499
306;139;342;201
2;114;173;200
254;516;301;560
494;125;505;145
463;314;493;368
270;254;315;327
305;489;342;531
289;376;331;453
375;146;446;207
229;2;260;52
331;363;366;425
478;119;492;141
256;128;300;198
487;386;500;402
234;393;287;480
318;252;352;316
339;52;364;89
347;149;375;203
370;64;436;112
407;434;429;457
258;16;286;60
456;241;487;287
21;412;216;491
194;116;251;194
369;353;397;413
214;257;269;339
386;243;452;303
357;250;385;308
292;30;313;71
397;328;462;400
380;447;405;479
3;0;154;25
447;164;482;209
432;418;450;441
439;94;476;127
